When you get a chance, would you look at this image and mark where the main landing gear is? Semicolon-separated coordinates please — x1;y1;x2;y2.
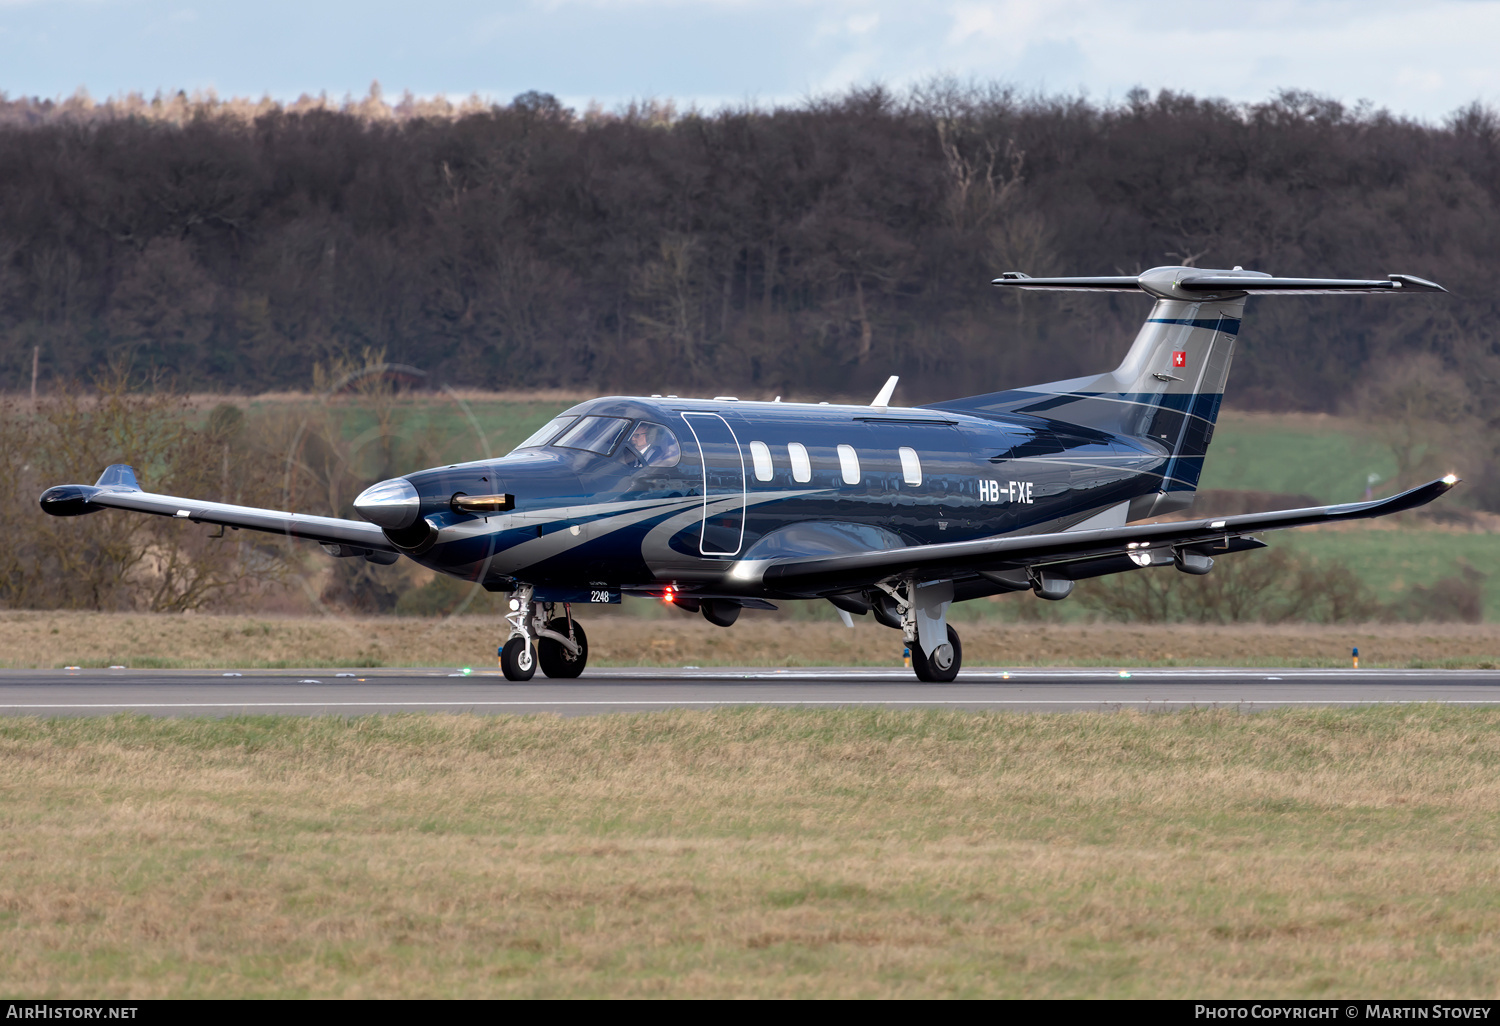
911;625;962;683
877;579;963;683
499;584;590;681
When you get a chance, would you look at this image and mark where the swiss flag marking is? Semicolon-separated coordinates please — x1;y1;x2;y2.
1172;351;1187;368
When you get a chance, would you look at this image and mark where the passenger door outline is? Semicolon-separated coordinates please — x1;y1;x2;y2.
681;412;747;556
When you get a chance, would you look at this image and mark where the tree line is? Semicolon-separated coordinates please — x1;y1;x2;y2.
2;83;1498;497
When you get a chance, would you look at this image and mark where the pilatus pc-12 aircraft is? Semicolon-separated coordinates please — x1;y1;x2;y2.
42;265;1457;681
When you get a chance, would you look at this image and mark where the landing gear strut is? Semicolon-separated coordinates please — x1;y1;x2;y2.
499;585;590;681
878;578;963;683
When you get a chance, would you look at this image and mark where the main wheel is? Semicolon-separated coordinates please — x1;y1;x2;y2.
538;617;589;678
500;635;536;681
911;625;962;683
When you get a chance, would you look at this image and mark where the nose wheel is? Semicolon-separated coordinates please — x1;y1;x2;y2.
499;636;536;681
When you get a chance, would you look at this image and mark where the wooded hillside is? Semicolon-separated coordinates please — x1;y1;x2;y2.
2;84;1496;419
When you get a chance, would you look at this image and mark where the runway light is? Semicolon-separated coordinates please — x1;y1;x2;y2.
462;667;472;676
1118;670;1132;679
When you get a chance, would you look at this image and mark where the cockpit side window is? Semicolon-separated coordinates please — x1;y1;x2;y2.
620;421;681;468
509;415;578;453
554;416;632;455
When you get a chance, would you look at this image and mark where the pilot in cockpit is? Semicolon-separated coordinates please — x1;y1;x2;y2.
623;421;681;469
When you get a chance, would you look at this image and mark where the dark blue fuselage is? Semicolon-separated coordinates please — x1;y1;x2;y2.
387;396;1171;601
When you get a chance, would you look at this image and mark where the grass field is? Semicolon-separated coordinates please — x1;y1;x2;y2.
4;611;1500;670
1;708;1497;998
9;402;1482;999
1199;412;1400;505
1279;529;1500;620
238;393;577;467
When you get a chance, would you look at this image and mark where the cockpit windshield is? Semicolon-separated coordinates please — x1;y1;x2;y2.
620;421;681;468
509;415;577;453
553;416;632;455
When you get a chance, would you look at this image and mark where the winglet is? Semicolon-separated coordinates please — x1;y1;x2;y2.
870;376;899;407
94;465;140;490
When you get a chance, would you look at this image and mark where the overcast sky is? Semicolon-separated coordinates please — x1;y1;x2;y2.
1;0;1497;121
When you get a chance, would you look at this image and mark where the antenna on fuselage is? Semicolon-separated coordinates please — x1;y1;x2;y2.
870;375;899;407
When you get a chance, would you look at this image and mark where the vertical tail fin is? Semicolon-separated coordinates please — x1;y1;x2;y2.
931;265;1444;516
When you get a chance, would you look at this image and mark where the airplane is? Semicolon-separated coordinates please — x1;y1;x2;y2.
40;264;1457;682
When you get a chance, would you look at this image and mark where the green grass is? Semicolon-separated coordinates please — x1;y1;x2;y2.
243;396;575;465
1276;530;1500;618
2;708;1499;997
1199;416;1398;503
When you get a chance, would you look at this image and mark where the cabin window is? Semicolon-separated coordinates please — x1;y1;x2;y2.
788;442;812;483
837;445;861;485
553;416;631;455
749;441;773;481
622;422;681;468
511;415;577;453
899;447;922;486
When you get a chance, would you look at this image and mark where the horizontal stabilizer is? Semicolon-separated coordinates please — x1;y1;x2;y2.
991;272;1140;292
1176;273;1445;295
993;267;1446;298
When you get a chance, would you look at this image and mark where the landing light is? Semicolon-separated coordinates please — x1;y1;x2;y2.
1442;473;1459;485
509;598;521;611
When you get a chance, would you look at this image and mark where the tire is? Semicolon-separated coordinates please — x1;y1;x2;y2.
911;625;962;683
538;617;589;679
499;636;536;681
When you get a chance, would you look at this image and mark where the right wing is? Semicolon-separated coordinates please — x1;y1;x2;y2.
748;476;1458;595
39;464;397;556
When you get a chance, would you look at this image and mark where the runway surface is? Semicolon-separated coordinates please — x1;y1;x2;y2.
2;666;1500;715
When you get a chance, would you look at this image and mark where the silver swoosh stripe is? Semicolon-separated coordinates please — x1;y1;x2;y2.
447;489;822;577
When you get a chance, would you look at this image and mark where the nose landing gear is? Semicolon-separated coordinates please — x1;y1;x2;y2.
499;635;536;680
499;585;591;681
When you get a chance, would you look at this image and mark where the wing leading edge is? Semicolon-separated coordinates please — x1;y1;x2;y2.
752;476;1459;595
39;464;396;553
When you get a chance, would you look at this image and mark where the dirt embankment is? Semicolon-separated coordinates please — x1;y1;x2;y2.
2;611;1497;669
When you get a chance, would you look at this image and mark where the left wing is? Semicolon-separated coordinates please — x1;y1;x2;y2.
747;476;1458;595
39;464;397;556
